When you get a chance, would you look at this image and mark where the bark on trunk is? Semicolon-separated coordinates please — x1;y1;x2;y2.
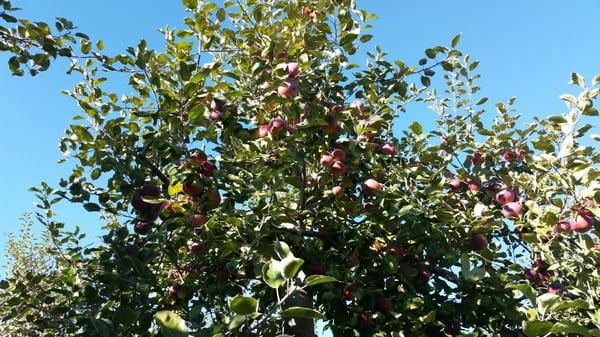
282;287;314;337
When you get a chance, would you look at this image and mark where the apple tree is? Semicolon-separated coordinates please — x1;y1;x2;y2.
1;0;600;336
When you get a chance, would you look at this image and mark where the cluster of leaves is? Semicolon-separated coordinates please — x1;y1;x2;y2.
1;0;600;336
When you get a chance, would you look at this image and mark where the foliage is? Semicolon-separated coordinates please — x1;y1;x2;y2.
2;0;600;336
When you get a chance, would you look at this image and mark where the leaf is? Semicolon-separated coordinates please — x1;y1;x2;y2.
281;255;304;279
274;241;292;259
420;76;431;87
507;283;536;303
182;0;198;9
262;260;286;289
537;293;560;316
397;204;414;217
304;275;337;287
570;72;585;87
559;94;577;103
548;115;567;123
409;122;423;135
154;311;189;337
168;182;183;196
555;299;589;311
451;34;461;48
523;320;553;337
475;97;488;105
229;296;257;315
83;203;101;212
593;73;600;86
282;307;325;320
551;321;591;337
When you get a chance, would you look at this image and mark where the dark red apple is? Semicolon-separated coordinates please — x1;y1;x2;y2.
189;213;208;229
134;221;151;235
379;143;397;156
470;233;488;251
376;297;393;313
182;181;202;196
200;161;216;177
548;281;563;294
207;188;221;209
553;220;571;234
277;78;298;98
358;311;372;328
471;151;483;166
268;117;288;137
190;241;203;254
363;179;382;193
285;62;300;78
131;184;161;212
331;148;346;161
330;161;346;176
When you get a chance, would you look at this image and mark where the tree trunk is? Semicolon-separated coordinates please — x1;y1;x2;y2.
282;287;314;337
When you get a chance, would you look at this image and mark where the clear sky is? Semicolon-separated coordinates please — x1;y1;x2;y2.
0;0;598;325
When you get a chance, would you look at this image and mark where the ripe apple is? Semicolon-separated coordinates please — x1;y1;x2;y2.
376;297;393;313
200;160;216;177
331;148;346;161
190;241;203;254
547;281;563;294
207;188;221;209
496;188;516;205
277;78;298;98
320;153;334;167
363;179;382;193
379;143;397;156
332;185;344;197
258;124;269;138
553;220;571;234
471;151;483;166
448;179;463;191
285;62;300;78
210;98;225;112
502;149;515;162
131;184;161;212
467;181;480;193
502;202;523;218
470;233;488;251
571;214;593;233
134;221;151;235
268;117;288;137
343;283;358;300
124;244;139;258
418;267;431;282
189;213;208;229
182;180;202;196
167;284;182;297
208;110;221;121
363;202;374;212
330;161;346;176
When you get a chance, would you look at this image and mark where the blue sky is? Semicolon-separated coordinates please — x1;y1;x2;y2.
0;0;599;303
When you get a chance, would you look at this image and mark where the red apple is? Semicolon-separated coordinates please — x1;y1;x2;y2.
168;284;182;297
207;188;221;209
496;188;516;205
470;233;488;251
190;241;203;254
502;149;515;162
553;220;571;234
268;117;288;137
277;78;298;98
363;202;374;212
124;244;139;258
320;153;334;167
200;160;216;177
332;185;344;197
571;214;593;233
331;149;346;161
134;221;151;235
258;124;270;138
285;62;300;78
467;181;480;193
548;281;563;294
471;151;483;166
189;213;208;229
182;181;202;196
363;179;382;193
376;297;393;313
448;179;463;191
418;268;431;282
502;202;523;218
331;161;346;176
208;110;221;121
379;143;397;156
131;184;161;212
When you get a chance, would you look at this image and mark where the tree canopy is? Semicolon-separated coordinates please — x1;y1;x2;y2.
1;0;600;336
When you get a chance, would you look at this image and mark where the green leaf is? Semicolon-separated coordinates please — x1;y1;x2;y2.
229;296;257;315
83;203;101;212
262;260;286;289
304;275;337;287
593;73;600;86
420;76;431;87
451;34;461;48
154;311;189;337
182;0;198;9
570;72;585;87
475;97;488;105
551;321;591;337
359;34;373;43
409;122;423;135
282;307;325;320
555;299;589;311
506;283;536;303
583;106;599;116
537;293;560;316
274;241;292;259
397;204;414;217
523;320;553;337
281;255;304;279
548;115;567;123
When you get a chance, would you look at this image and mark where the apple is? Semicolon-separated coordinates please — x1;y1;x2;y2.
208;110;221;121
376;297;393;313
363;202;374;212
320;153;334;167
379;143;397;156
268;117;288;137
343;283;358;300
131;184;161;212
553;220;571;234
585;199;596;207
189;213;208;229
210;98;225;112
167;284;181;297
418;267;431;282
331;149;346;161
467;181;480;193
207;188;221;209
571;214;593;233
548;281;563;294
502;149;515;162
258;124;270;138
285;62;300;78
363;179;382;193
124;244;139;258
448;179;463;191
332;185;344;197
215;266;229;281
323;116;338;134
331;161;346;176
277;78;298;98
190;241;203;254
134;221;151;235
502;202;523;218
471;151;483;166
358;311;372;328
495;188;516;205
200;160;216;177
470;233;488;251
182;180;202;196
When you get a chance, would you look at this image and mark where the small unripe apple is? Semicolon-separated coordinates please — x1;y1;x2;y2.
571;214;593;233
363;179;382;193
330;161;346;176
258;124;269;138
320;153;334;167
332;185;344;197
502;202;523;218
190;241;203;254
496;188;516;205
124;244;139;258
277;78;298;98
470;233;488;251
379;143;397;156
285;62;300;78
134;221;151;235
331;149;346;161
189;213;208;229
376;297;393;313
268;117;288;137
